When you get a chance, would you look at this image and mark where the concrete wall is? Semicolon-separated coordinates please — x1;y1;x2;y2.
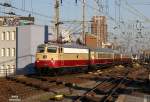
17;25;47;74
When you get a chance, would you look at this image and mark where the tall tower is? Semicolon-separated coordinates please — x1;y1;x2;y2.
91;16;107;47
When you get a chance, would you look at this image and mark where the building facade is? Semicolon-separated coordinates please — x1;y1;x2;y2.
0;27;16;77
91;16;107;47
0;25;48;77
85;33;97;48
17;25;48;75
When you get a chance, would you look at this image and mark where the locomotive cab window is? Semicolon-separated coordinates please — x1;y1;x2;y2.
37;47;45;53
47;47;57;53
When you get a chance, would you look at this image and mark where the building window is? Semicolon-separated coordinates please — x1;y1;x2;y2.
11;31;15;40
1;48;5;56
0;65;4;73
1;32;5;40
11;48;15;56
6;48;10;57
9;65;14;74
11;65;15;69
6;65;10;69
6;31;10;40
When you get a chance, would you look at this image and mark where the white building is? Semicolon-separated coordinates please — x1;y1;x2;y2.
0;27;16;77
0;25;48;77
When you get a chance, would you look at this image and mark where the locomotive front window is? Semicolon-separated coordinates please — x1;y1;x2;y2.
47;47;57;53
37;47;45;53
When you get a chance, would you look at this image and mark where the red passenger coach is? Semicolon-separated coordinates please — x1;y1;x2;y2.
89;48;114;67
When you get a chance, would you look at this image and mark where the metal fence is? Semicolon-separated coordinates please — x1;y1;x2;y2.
0;54;35;77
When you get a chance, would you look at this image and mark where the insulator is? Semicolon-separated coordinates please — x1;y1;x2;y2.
3;3;12;7
6;12;16;15
75;0;78;4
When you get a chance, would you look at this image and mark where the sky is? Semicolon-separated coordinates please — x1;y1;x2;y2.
0;0;150;26
0;0;150;52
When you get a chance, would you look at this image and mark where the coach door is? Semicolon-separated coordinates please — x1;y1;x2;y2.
90;51;95;64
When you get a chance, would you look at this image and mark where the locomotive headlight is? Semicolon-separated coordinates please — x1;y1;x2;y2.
51;58;55;63
43;55;47;59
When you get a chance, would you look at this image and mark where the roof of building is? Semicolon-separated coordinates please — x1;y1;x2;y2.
38;42;89;49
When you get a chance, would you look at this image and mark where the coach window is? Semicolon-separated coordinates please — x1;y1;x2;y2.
47;47;57;53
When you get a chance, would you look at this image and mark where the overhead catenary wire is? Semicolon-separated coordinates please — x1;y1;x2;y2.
78;0;122;26
125;0;150;22
0;2;53;19
0;10;22;16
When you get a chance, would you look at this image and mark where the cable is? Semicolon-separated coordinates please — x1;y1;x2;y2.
30;0;33;15
0;10;54;26
78;0;122;27
0;10;22;16
0;2;53;19
125;0;150;22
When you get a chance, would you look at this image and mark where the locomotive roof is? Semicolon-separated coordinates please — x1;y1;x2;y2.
38;43;89;49
38;43;121;53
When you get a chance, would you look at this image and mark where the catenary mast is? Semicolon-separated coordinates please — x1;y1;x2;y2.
55;0;61;43
82;0;86;44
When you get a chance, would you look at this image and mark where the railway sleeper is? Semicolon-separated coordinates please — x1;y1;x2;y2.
94;85;116;94
82;96;101;102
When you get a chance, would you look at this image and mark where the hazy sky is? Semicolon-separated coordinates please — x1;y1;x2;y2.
0;0;150;52
0;0;150;26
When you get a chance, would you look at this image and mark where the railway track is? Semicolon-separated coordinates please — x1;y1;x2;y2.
74;64;150;102
0;78;45;102
7;76;65;94
74;67;131;102
2;63;149;102
101;70;129;102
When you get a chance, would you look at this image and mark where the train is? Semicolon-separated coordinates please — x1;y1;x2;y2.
140;50;150;63
35;43;132;74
